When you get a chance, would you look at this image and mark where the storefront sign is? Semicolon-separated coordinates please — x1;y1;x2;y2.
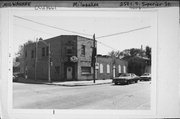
70;56;78;62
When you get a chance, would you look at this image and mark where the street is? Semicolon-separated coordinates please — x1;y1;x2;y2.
13;81;150;109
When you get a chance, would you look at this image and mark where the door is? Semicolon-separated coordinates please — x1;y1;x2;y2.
67;66;73;80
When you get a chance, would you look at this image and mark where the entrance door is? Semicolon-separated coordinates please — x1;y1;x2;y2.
67;66;73;80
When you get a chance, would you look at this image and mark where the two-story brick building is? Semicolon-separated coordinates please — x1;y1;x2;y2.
20;35;128;81
21;35;95;81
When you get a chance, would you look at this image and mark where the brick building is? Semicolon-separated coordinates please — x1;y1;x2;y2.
20;35;127;81
96;55;128;80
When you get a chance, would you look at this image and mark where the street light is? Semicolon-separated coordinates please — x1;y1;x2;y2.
35;38;51;83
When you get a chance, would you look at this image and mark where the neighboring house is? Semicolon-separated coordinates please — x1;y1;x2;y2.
96;55;128;80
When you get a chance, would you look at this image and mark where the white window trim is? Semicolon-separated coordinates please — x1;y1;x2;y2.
123;65;126;73
100;64;103;73
118;65;121;73
107;64;110;73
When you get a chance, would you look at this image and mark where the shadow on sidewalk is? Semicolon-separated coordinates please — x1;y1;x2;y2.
14;77;49;85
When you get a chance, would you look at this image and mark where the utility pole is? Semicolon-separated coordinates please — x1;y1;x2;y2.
48;43;51;83
35;38;38;80
93;34;96;83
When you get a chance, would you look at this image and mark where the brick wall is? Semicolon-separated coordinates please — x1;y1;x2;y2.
97;55;128;80
77;36;94;80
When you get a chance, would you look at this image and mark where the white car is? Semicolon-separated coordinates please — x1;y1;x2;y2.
140;73;151;81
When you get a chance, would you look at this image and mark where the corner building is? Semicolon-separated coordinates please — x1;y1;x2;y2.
22;35;95;81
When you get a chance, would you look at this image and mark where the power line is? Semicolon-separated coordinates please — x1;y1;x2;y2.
14;15;92;37
13;15;150;52
14;23;55;36
97;41;118;51
96;26;151;39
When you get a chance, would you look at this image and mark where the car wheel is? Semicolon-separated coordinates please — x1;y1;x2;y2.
114;82;118;85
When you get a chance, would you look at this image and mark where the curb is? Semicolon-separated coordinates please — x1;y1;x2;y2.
15;78;113;86
45;82;112;87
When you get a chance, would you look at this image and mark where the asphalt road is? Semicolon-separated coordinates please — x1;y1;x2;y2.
13;81;150;109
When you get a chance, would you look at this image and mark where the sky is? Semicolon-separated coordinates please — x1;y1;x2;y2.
13;10;154;57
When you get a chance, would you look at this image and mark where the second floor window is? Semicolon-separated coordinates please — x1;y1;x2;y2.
42;47;45;57
66;46;73;55
46;46;49;56
31;50;34;58
81;45;85;56
25;50;27;58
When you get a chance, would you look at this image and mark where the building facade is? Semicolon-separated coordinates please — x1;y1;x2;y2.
96;55;128;80
20;35;127;81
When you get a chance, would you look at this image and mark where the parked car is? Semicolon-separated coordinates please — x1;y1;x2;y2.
13;74;18;82
140;73;151;81
112;73;140;85
13;72;24;82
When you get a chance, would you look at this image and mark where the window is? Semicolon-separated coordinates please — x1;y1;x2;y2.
81;45;85;56
25;50;27;58
66;46;73;55
31;50;34;58
81;67;91;74
42;47;45;56
118;65;121;73
100;64;103;73
46;46;49;56
55;66;60;74
107;64;110;73
123;66;126;73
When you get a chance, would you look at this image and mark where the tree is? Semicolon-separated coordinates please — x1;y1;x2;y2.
108;50;122;58
16;40;34;56
107;46;152;75
145;46;151;59
13;40;34;73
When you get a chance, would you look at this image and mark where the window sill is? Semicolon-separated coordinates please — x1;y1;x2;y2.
81;73;92;75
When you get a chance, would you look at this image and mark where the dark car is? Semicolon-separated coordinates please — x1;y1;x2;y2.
112;73;140;85
13;72;24;82
140;73;151;81
13;74;18;82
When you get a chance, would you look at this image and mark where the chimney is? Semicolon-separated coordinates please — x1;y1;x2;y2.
141;45;143;51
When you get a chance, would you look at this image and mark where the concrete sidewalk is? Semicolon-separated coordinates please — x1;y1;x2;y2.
16;78;112;86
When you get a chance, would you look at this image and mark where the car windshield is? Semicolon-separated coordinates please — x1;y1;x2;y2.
142;73;150;76
120;73;130;77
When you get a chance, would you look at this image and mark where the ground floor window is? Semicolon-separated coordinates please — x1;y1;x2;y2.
81;67;91;74
100;64;103;73
107;64;110;73
118;65;121;73
123;65;126;73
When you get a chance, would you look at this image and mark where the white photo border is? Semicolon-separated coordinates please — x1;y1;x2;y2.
2;7;158;118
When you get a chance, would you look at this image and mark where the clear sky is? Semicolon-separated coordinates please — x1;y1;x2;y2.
13;10;154;57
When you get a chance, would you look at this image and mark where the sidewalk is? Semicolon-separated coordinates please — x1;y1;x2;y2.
16;78;112;86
